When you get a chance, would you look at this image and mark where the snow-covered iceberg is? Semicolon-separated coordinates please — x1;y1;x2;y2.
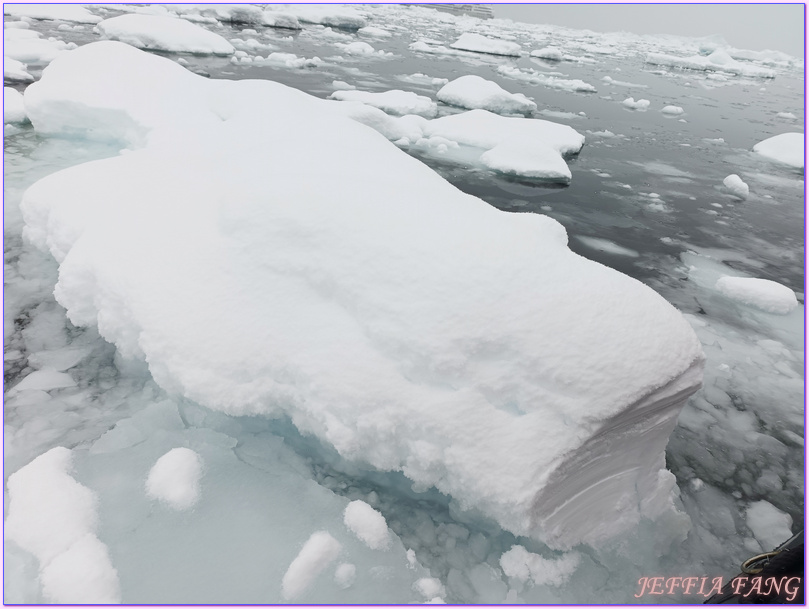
21;42;704;549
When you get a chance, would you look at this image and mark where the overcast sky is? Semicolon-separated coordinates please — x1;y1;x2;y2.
492;4;805;57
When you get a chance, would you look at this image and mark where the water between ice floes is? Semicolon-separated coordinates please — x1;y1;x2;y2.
3;6;804;605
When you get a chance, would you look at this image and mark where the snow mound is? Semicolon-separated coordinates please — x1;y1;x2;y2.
746;501;793;551
21;42;705;549
715;276;798;315
145;447;204;509
530;46;562;61
499;545;580;587
661;105;684;115
330;89;437;118
343;500;391;550
4;37;70;64
722;174;749;199
480;141;571;182
4;4;101;24
450;33;521;57
752;133;804;169
4;86;27;124
4;447;121;603
97;14;235;55
437;75;536;115
282;531;342;599
622;97;650;110
4;56;34;83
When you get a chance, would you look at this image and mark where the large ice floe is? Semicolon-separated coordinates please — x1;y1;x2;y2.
95;14;235;55
17;41;705;552
752;132;805;170
436;75;537;115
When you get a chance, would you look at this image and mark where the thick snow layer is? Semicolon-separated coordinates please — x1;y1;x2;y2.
752;133;804;169
745;501;793;551
722;174;749;199
645;51;776;78
330;89;438;118
96;14;235;55
4;4;101;24
282;531;342;599
530;46;562;61
437;75;536;115
622;97;650;110
480;141;571;182
4;86;27;124
497;65;596;93
450;33;521;57
4;447;121;603
715;276;798;315
21;42;704;549
4;37;70;64
499;545;580;587
145;447;204;509
661;105;684;115
4;56;35;83
343;500;391;550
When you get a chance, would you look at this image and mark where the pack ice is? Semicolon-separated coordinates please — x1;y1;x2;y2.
20;42;704;549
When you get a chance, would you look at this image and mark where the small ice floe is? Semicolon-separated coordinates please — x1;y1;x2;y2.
285;5;366;30
722;174;749;199
4;37;71;64
96;14;235;55
358;26;391;38
281;531;342;600
746;500;793;551
397;73;448;87
262;52;323;69
752;132;804;169
500;545;580;587
602;75;648;88
645;50;776;78
343;500;391;550
413;577;446;601
776;111;796;120
437;74;536;115
497;65;596;93
145;447;204;510
4;86;27;124
481;141;572;182
622;97;650;110
530;46;563;60
576;236;639;257
661;105;684;115
715;276;798;315
330;89;437;118
449;32;521;57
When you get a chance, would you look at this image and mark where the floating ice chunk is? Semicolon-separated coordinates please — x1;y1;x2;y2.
334;563;356;589
358;26;391;38
437;75;536;115
4;37;69;64
450;32;521;57
262;11;302;30
661;105;684;115
622;97;650;110
398;73;448;87
4;4;101;24
497;65;596;93
715;276;798;315
530;46;562;60
4;447;121;603
263;52;323;69
776;112;796;120
414;577;446;599
282;532;342;600
746;501;793;551
500;545;580;587
332;80;355;91
4;86;27;123
97;15;235;55
480;141;571;182
339;41;378;56
21;42;705;549
576;236;639;257
343;500;391;550
752;133;804;169
145;447;204;510
330;89;437;118
7;368;76;394
645;51;776;78
286;5;366;30
601;75;647;89
722;174;749;199
4;54;34;83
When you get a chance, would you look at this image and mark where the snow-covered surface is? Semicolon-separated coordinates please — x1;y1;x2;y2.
4;37;70;64
646;50;776;78
499;545;580;587
4;4;101;24
530;46;562;61
330;89;438;118
450;33;522;57
4;447;121;603
497;65;597;93
282;531;343;599
145;447;204;510
752;132;804;169
4;57;35;83
722;174;749;199
19;42;703;550
745;500;794;551
343;500;391;550
661;105;684;115
622;97;650;110
97;14;235;55
437;75;536;115
715;276;798;315
480;141;572;182
4;86;27;123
